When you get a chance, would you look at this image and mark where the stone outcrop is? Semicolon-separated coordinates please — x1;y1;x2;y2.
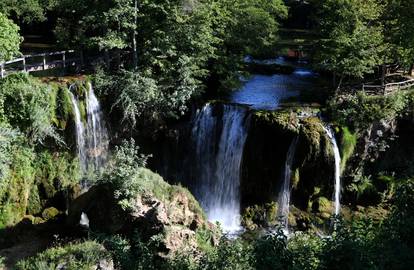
67;169;216;256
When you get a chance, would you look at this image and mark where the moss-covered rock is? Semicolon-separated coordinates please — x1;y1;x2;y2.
41;207;59;221
241;202;278;230
68;169;218;257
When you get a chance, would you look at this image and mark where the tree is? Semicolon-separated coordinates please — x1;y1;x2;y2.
0;0;52;23
0;12;22;62
314;0;384;90
384;0;414;72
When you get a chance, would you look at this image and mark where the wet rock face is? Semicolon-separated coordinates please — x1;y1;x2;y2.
241;111;299;207
241;111;335;211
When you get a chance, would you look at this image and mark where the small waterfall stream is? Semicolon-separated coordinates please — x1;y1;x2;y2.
69;83;109;178
323;126;342;216
192;104;249;232
69;87;87;171
85;83;109;171
277;136;298;232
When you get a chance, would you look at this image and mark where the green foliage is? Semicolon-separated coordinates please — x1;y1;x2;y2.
199;238;254;270
288;233;323;270
0;0;53;23
33;151;80;198
384;0;414;68
0;73;62;145
242;202;278;230
0;12;21;62
314;0;384;87
0;126;34;227
15;241;112;270
338;126;357;171
253;230;292;270
329;90;412;131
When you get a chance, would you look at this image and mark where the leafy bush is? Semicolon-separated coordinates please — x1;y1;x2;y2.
95;68;200;127
328;90;413;131
253;229;292;270
0;73;61;145
15;241;112;270
0;12;22;62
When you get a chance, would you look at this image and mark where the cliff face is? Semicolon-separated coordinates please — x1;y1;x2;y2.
241;111;335;212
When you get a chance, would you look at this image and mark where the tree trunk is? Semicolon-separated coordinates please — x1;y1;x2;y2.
104;49;110;69
381;64;386;86
132;0;138;70
335;74;344;94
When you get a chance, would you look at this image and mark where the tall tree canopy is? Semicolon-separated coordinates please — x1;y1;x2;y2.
0;12;22;62
0;0;52;23
55;0;288;125
314;0;384;88
384;0;414;68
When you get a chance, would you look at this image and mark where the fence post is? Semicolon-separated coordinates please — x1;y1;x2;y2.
43;55;47;70
0;63;4;78
62;52;66;69
23;57;26;72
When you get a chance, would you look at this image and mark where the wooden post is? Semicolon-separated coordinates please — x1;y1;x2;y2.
1;63;4;78
43;55;47;70
23;57;26;72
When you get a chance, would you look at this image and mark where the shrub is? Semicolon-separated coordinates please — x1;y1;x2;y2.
0;73;61;145
15;241;112;270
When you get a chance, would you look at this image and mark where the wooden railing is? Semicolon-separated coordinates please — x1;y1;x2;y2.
362;78;414;95
0;50;82;78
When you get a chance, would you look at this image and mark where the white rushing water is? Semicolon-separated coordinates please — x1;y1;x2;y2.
69;87;87;172
192;104;249;233
277;136;298;233
85;83;109;171
69;83;109;177
323;126;342;216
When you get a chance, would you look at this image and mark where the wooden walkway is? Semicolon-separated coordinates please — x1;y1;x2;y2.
362;78;414;95
0;50;81;78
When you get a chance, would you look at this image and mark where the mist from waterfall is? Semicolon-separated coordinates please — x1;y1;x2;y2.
192;104;249;233
277;136;298;232
69;83;109;178
323;126;342;216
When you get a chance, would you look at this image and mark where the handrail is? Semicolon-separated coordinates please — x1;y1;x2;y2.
0;50;80;78
362;78;414;95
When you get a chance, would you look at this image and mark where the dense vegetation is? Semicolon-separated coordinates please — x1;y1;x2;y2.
1;0;414;269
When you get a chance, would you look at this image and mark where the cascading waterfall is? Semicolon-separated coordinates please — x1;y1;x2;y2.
277;136;298;232
192;104;249;233
69;87;87;172
85;83;109;171
323;126;342;216
69;83;109;178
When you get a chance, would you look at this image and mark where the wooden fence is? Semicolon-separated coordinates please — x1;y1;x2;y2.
0;50;82;78
362;79;414;95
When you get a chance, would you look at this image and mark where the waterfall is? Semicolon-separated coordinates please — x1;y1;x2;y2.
69;83;109;177
277;136;298;232
69;87;87;172
85;83;109;171
323;126;341;216
192;104;249;233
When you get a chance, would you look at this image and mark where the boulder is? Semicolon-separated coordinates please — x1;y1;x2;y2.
67;170;215;256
